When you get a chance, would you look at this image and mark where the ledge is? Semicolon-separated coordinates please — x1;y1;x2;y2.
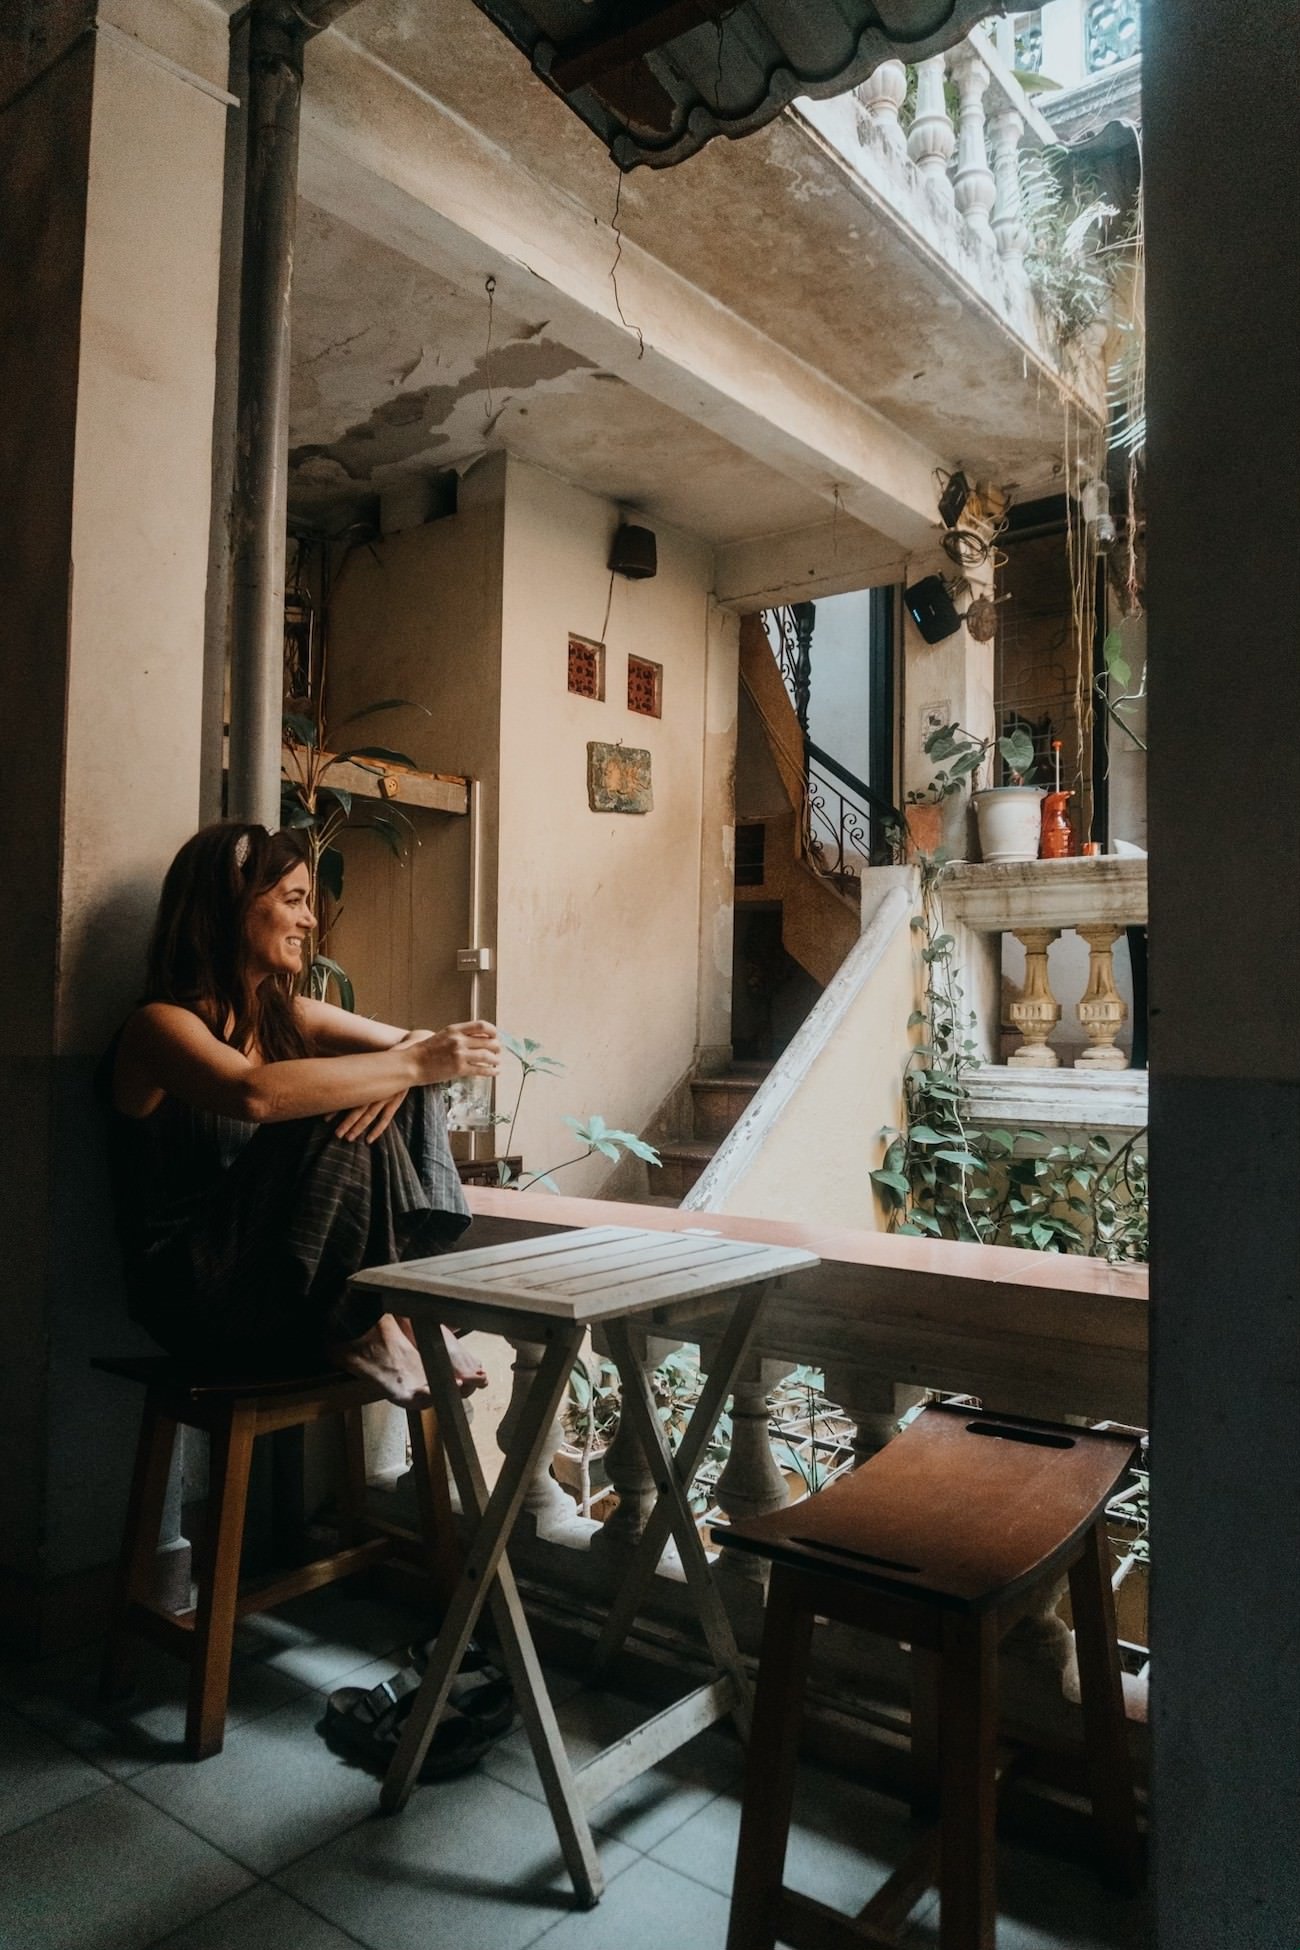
967;1064;1148;1132
939;856;1147;932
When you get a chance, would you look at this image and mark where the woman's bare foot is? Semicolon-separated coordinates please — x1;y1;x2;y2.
330;1314;432;1408
396;1316;488;1396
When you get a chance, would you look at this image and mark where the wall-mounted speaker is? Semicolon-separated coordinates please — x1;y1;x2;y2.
904;575;961;644
608;523;657;579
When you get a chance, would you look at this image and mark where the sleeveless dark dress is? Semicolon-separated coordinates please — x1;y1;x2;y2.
98;1046;470;1370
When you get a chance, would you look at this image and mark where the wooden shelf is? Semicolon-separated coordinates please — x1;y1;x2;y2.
281;748;468;816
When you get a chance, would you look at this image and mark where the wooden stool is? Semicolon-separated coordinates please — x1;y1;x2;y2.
715;1403;1142;1950
94;1356;460;1759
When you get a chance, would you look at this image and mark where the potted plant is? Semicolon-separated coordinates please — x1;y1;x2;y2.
921;721;1042;863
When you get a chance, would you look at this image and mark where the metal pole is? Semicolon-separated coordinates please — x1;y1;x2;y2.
226;1;305;827
200;11;251;823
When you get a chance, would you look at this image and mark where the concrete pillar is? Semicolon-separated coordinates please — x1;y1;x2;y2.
1143;1;1300;1943
0;2;228;1649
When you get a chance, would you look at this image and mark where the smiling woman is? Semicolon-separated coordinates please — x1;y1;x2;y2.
97;822;501;1406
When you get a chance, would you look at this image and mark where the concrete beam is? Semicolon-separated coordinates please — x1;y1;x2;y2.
298;31;946;549
713;517;910;610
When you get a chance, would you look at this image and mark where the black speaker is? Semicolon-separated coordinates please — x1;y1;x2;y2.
608;522;657;579
904;575;961;644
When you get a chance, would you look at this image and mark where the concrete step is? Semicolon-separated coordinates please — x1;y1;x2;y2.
655;1139;718;1201
690;1075;764;1143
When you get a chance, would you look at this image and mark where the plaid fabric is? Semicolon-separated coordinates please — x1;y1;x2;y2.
127;1087;469;1367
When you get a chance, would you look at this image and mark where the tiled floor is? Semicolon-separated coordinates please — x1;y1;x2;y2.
1;1588;1151;1950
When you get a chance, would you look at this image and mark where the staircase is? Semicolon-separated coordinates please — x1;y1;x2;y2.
737;617;867;990
647;1062;772;1204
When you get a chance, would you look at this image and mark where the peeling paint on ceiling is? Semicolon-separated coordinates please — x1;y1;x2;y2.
290;336;597;482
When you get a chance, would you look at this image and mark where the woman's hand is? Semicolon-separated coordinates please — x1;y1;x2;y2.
332;1092;408;1144
417;1021;502;1083
332;1023;500;1140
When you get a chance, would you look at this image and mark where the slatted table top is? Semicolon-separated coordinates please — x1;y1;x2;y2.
352;1225;819;1325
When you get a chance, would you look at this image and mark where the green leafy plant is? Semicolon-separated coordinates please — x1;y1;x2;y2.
493;1034;661;1193
872;862;1148;1259
1098;621;1147;754
281;698;428;1007
1018;146;1118;347
910;720;1038;806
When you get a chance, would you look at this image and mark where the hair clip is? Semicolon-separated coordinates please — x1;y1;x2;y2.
234;833;252;870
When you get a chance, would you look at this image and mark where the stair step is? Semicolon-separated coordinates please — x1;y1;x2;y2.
690;1075;764;1142
654;1139;717;1200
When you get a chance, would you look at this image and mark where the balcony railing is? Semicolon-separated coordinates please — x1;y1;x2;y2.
941;855;1147;1090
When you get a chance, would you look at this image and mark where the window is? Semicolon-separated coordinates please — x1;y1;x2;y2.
627;654;663;719
567;635;605;700
735;822;766;888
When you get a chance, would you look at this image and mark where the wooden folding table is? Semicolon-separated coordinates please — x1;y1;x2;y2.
350;1224;818;1906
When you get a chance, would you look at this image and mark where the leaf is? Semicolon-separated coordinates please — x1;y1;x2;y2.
870;1169;911;1199
936;1149;982;1170
998;727;1037;779
318;846;345;901
1102;628;1132;689
310;954;354;1011
336;698;432;726
906;1211;943;1235
908;1125;948;1145
907;1011;927;1028
361;815;405;862
283;711;318;749
284;804;317;830
320;786;352;817
331;745;421;770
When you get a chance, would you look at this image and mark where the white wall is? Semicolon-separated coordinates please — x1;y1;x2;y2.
495;458;734;1195
328;454;737;1198
327;457;507;1039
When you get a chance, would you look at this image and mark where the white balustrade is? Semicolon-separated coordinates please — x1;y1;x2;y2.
989;105;1029;263
856;57;908;154
906;54;956;203
948;44;997;246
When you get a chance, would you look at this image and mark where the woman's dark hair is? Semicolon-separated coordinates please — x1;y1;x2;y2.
144;823;312;1060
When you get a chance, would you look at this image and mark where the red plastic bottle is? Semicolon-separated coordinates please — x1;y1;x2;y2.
1040;790;1074;858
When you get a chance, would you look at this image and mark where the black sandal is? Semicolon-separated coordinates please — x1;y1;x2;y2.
322;1669;495;1782
406;1634;515;1738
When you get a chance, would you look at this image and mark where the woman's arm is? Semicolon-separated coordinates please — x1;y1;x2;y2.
294;997;433;1056
115;1003;498;1123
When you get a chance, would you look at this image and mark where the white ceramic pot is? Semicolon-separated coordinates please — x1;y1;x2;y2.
974;786;1045;864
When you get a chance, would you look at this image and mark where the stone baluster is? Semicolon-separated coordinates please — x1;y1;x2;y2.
1075;925;1130;1068
948;44;997;245
712;1351;797;1586
906;54;956;204
829;1371;926;1469
1008;927;1063;1067
154;1441;192;1613
988;105;1028;265
588;1328;679;1555
857;58;908;154
714;1353;794;1523
498;1338;600;1546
